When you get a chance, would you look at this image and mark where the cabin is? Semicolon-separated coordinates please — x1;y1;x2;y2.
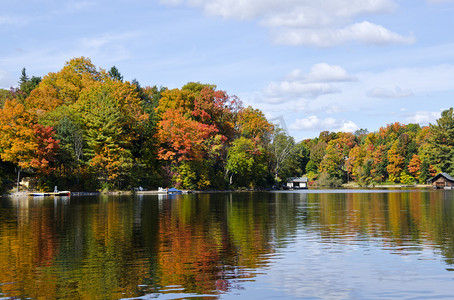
286;177;308;189
427;173;454;189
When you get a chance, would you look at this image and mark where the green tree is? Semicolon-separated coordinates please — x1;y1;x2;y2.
21;76;41;98
305;160;318;174
74;79;146;188
130;81;164;188
426;108;454;175
55;117;84;183
225;137;268;188
108;66;123;82
278;141;309;181
309;141;327;172
320;134;356;180
419;159;430;183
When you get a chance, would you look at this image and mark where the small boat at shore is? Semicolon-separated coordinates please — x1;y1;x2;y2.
29;192;49;197
167;187;182;194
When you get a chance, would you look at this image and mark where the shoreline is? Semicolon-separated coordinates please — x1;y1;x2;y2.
3;184;435;198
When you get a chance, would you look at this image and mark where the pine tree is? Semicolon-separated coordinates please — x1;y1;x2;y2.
108;66;123;82
19;67;29;86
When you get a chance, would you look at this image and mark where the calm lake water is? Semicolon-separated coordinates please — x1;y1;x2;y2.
1;190;454;299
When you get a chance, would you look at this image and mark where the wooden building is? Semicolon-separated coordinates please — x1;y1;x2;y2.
427;173;454;189
286;177;308;189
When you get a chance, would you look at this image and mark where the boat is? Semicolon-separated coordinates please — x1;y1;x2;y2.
52;191;71;196
167;187;182;194
29;192;49;197
51;186;71;196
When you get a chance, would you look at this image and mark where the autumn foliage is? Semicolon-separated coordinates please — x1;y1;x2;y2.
0;58;276;191
1;57;453;191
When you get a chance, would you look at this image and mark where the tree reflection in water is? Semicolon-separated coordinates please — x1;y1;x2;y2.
0;190;454;299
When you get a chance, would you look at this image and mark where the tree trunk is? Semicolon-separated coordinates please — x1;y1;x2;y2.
16;166;21;192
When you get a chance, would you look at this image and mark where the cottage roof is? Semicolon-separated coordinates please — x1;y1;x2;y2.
287;177;308;183
428;172;454;183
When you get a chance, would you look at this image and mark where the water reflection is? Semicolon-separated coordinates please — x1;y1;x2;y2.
0;190;454;298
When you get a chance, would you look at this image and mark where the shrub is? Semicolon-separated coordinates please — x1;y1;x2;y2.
314;172;343;188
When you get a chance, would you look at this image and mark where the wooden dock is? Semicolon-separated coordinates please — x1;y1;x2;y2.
28;191;71;197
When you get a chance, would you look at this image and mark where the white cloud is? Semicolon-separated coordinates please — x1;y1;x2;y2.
263;63;354;103
159;0;411;47
262;1;396;28
405;111;441;124
306;63;355;82
290;115;359;132
161;0;397;22
339;120;360;132
273;21;415;47
366;86;413;98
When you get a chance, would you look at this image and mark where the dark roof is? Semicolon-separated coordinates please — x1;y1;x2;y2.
428;172;454;183
287;177;308;183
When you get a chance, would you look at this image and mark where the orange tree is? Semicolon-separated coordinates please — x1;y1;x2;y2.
156;83;243;189
0;100;60;191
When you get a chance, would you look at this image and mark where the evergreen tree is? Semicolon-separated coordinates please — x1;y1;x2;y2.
419;160;430;183
19;67;29;86
427;108;454;175
108;66;123;82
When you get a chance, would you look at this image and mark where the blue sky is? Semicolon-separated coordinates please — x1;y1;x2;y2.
1;0;454;141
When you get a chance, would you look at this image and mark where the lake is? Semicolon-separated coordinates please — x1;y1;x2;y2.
1;190;454;299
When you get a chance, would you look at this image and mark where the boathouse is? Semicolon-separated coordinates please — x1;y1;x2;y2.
286;177;308;189
427;172;454;189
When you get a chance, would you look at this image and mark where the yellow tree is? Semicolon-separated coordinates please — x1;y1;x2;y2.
26;57;100;110
236;106;274;145
387;141;405;182
320;134;356;180
346;144;366;182
0;100;37;190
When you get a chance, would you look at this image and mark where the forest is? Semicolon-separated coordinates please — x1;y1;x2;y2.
0;57;453;192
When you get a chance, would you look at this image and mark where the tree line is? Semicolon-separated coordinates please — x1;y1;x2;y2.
0;57;452;192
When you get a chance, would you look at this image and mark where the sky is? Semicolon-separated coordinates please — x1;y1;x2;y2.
1;0;454;141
